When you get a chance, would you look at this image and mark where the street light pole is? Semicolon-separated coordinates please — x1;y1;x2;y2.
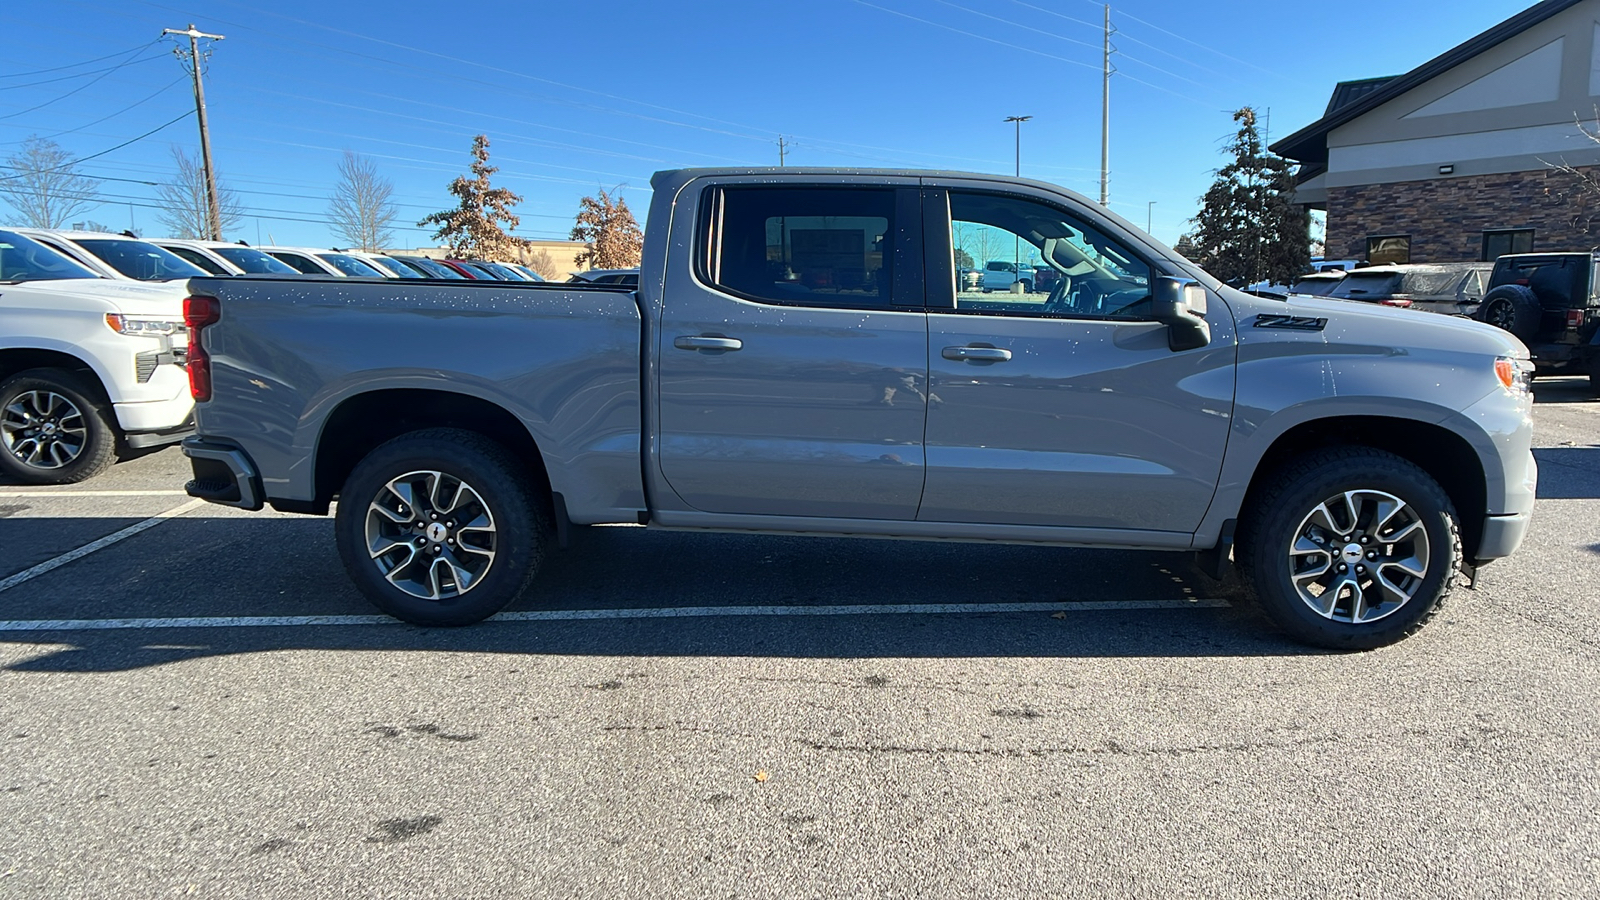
1004;116;1032;292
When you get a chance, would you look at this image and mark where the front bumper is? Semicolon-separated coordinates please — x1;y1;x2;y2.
182;437;263;510
1475;512;1532;563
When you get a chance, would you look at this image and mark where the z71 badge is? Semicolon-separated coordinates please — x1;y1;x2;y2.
1253;314;1328;331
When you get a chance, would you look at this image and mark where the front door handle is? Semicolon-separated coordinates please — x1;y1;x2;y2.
942;345;1012;362
674;335;743;352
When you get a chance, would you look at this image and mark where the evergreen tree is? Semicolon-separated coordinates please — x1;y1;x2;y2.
1189;108;1309;286
570;188;643;269
419;135;527;259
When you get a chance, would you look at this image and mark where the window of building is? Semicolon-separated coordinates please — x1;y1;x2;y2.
1481;228;1534;262
1366;235;1411;265
704;186;895;309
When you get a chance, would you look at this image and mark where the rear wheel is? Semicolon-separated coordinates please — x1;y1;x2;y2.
334;428;548;626
1477;285;1541;342
1237;448;1460;650
0;368;118;485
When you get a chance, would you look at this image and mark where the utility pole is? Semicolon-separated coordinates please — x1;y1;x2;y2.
163;23;225;240
776;136;791;167
1101;4;1113;208
1004;116;1031;291
1147;201;1155;235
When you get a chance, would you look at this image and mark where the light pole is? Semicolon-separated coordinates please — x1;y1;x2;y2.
1004;116;1031;292
1147;201;1156;235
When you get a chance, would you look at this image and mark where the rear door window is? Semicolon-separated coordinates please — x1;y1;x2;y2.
703;186;896;309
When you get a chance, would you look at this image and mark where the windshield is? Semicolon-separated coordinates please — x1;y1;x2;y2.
368;256;422;278
395;256;463;279
476;262;526;280
73;238;205;281
0;230;99;282
453;262;494;279
316;253;384;277
212;246;300;275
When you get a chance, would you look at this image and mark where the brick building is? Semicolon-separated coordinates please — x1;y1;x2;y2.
1273;0;1600;265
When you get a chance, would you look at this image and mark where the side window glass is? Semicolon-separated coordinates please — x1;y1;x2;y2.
708;187;894;309
949;192;1153;320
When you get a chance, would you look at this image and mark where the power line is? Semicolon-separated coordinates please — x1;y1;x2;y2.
0;51;164;120
0;41;160;79
0;111;193;181
27;76;187;142
0;50;161;91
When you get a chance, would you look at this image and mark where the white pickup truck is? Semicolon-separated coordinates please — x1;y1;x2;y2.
0;229;193;483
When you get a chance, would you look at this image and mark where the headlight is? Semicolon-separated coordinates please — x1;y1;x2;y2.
1494;356;1534;396
105;314;185;336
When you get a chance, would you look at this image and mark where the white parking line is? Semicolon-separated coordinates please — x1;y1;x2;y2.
0;599;1229;632
0;498;206;595
0;490;191;497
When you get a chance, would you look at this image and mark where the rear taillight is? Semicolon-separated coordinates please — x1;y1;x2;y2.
1569;309;1586;328
1381;298;1413;307
183;295;220;402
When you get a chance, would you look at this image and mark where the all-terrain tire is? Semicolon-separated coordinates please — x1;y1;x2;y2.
334;428;548;626
1235;447;1461;651
1476;284;1542;343
0;368;118;485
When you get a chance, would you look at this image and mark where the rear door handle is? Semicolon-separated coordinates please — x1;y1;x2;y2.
674;335;743;352
942;345;1012;362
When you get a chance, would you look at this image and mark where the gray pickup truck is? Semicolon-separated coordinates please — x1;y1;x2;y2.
181;168;1536;649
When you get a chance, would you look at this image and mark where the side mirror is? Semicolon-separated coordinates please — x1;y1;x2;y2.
1152;276;1211;352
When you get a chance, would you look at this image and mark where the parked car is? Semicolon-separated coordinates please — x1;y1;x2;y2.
260;246;386;278
0;229;192;483
344;251;424;279
181;166;1534;650
388;255;467;279
439;259;497;279
151;239;303;277
1326;263;1491;316
469;261;532;281
15;229;206;283
980;260;1035;292
569;268;640;286
1475;252;1599;388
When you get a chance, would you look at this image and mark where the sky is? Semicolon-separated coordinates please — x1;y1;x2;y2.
0;0;1537;250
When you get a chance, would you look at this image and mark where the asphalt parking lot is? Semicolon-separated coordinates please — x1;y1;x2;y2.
1;379;1596;898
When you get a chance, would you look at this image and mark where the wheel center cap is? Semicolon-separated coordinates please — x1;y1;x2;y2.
1341;543;1363;563
41;423;57;435
425;522;448;543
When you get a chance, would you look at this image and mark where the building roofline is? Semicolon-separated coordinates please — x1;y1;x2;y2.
1270;0;1587;164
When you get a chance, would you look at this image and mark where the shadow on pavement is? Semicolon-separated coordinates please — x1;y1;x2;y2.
1533;447;1600;499
1532;377;1596;404
0;517;1324;670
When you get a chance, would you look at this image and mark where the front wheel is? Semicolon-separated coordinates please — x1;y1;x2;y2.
1237;448;1461;650
334;428;548;626
0;368;118;485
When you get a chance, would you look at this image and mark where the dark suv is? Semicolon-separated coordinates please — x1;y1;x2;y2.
1476;253;1600;389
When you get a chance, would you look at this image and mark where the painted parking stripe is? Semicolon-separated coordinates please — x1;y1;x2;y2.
0;599;1229;632
0;499;206;595
0;490;191;498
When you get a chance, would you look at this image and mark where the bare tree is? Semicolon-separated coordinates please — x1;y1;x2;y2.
156;145;243;239
0;137;103;228
419;135;527;259
1543;111;1600;234
570;187;643;269
523;248;560;279
328;151;398;251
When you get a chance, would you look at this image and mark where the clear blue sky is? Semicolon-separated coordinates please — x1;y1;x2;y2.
1;0;1534;249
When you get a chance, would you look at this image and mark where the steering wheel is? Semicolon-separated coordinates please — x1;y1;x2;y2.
1041;272;1074;313
1101;289;1153;319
